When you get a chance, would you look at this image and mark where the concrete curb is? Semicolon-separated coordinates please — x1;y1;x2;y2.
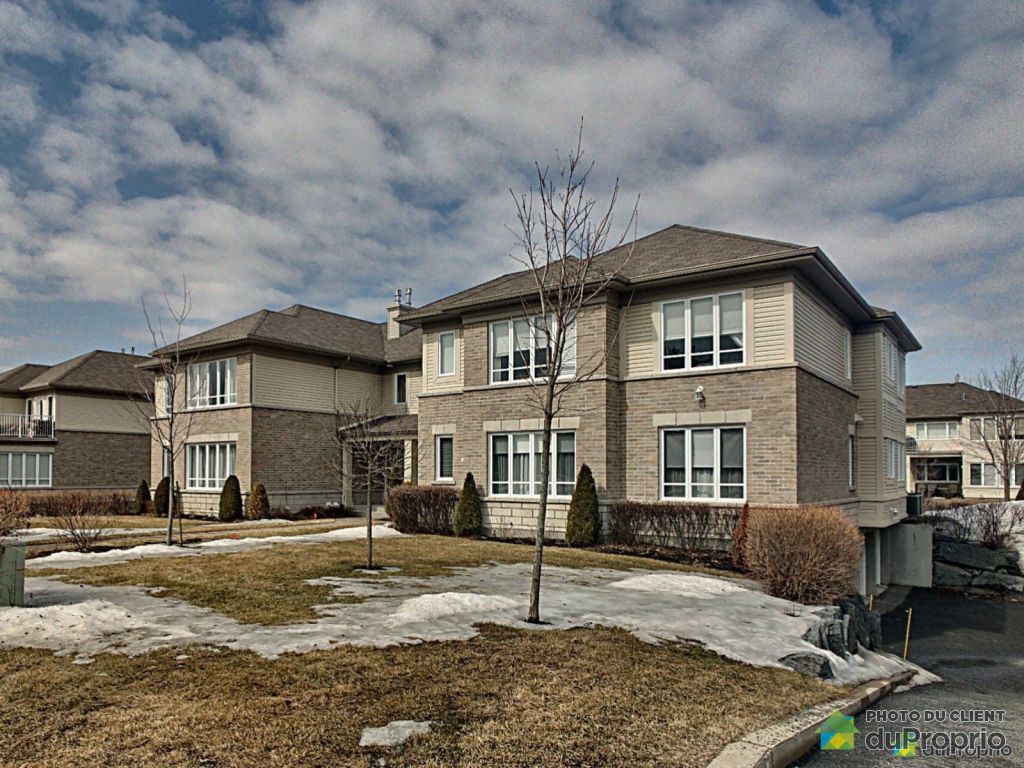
706;669;917;768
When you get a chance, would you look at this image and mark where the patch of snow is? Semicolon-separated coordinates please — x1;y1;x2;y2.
359;720;435;748
0;562;928;685
28;524;402;570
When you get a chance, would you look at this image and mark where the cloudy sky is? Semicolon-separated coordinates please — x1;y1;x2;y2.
0;0;1021;383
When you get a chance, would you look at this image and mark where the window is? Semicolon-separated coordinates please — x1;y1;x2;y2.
0;452;52;487
660;292;745;372
915;461;960;483
883;337;904;394
848;435;855;488
489;431;575;497
489;314;575;384
186;443;236;489
660;426;745;501
970;416;1024;441
969;462;1024;487
435;435;454;481
438;332;455;377
844;330;853;380
394;373;407;405
915;421;959;440
885;439;906;481
187;358;237;409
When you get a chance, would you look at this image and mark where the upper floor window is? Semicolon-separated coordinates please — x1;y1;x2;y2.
885;439;905;481
661;292;744;372
187;358;237;409
438;331;456;376
489;314;576;384
969;416;1024;441
489;431;575;497
844;329;853;380
661;426;745;501
394;373;407;405
884;337;904;394
915;421;959;440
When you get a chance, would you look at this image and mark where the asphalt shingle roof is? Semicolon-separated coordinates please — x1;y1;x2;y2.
0;364;50;394
18;351;153;396
906;382;1024;419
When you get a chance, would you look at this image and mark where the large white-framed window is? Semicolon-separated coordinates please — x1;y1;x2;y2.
435;435;454;482
915;421;959;440
0;452;52;488
489;314;576;384
489;431;576;497
438;332;456;377
186;442;236;490
187;358;237;409
969;462;1024;488
660;426;745;501
394;373;407;405
885;439;906;481
969;416;1024;441
660;291;745;372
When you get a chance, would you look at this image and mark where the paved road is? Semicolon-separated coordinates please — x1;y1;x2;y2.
798;588;1024;767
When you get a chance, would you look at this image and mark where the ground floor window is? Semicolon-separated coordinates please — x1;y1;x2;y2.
914;461;960;483
660;426;745;501
435;435;454;481
186;442;236;490
489;431;575;498
969;462;1024;488
0;452;52;487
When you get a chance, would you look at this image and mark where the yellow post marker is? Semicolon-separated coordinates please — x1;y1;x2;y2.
903;607;913;659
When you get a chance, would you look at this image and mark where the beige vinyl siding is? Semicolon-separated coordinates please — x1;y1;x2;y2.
619;302;658;377
852;331;881;499
251;354;335;412
422;327;463;393
751;283;791;365
336;367;382;411
57;394;150;434
382;366;422;416
0;395;24;414
793;282;849;385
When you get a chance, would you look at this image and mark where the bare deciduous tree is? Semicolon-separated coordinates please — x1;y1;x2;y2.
509;123;638;623
129;277;204;546
973;352;1024;501
326;401;407;569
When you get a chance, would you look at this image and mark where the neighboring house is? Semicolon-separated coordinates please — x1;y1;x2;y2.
0;351;153;492
145;301;421;516
906;381;1024;499
399;225;920;595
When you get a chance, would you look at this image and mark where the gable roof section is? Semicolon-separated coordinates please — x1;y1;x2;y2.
19;351;153;396
907;382;1024;420
154;304;422;366
0;364;50;394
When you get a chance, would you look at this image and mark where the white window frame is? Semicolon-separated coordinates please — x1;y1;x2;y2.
437;331;456;377
915;421;959;440
848;435;855;488
885;439;906;481
659;291;746;373
488;431;576;498
394;372;407;405
185;442;236;490
658;426;746;502
488;314;576;385
0;452;52;488
435;435;454;482
844;329;853;380
186;358;237;410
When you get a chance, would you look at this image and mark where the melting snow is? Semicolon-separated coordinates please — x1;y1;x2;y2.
359;720;435;748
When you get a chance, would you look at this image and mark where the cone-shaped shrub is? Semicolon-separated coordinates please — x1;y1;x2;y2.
565;464;599;547
153;477;170;518
134;480;152;516
219;475;243;522
1016;479;1024;501
452;472;482;536
247;482;270;520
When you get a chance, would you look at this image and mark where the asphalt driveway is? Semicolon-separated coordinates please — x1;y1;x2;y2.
798;588;1024;767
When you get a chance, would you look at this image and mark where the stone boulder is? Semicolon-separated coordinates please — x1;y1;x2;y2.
781;652;834;679
935;541;1019;573
934;561;974;587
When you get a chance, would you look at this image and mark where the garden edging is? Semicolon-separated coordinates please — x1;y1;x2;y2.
706;669;916;768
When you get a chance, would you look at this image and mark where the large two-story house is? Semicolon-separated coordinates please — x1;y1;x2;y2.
400;225;920;595
145;301;421;516
906;381;1024;499
0;351;152;492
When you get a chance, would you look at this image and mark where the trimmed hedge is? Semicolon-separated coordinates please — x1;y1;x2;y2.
452;473;482;537
386;485;458;534
247;482;270;520
565;464;599;547
153;477;171;518
607;501;739;553
731;503;750;568
134;480;152;516
219;475;243;522
25;491;133;518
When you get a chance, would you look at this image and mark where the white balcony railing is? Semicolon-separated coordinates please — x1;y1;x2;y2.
0;414;55;439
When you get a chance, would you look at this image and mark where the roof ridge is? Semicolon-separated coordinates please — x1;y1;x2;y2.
668;223;807;250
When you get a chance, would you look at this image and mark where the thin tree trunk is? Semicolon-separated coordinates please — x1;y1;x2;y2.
366;471;374;569
166;451;174;547
527;405;555;623
177;484;184;545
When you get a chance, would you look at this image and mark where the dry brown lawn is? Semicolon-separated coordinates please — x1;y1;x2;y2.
0;624;841;768
35;535;735;625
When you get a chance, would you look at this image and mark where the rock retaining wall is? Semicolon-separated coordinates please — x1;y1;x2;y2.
932;536;1024;592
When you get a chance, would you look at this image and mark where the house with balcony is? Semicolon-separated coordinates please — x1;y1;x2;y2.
145;301;421;516
906;381;1024;499
0;351;152;491
399;224;920;595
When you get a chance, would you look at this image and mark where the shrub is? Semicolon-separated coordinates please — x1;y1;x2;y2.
54;492;110;552
153;477;171;518
745;506;863;604
247;482;270;520
452;473;483;537
219;476;243;522
1017;480;1024;502
607;501;739;553
26;492;132;518
565;464;599;547
932;502;1024;549
0;489;27;537
134;480;152;516
385;485;457;534
731;503;750;569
